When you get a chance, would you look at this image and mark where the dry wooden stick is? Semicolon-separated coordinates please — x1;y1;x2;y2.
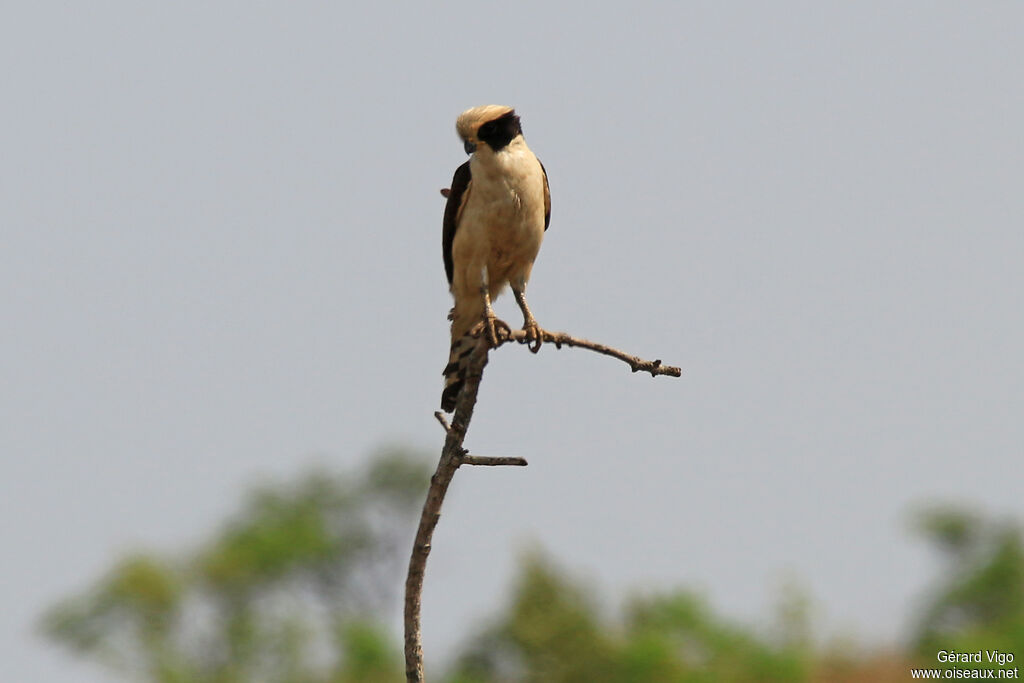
432;411;528;467
403;326;680;682
498;328;681;377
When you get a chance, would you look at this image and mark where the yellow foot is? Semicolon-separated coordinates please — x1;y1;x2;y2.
491;317;512;347
522;319;543;353
473;316;511;347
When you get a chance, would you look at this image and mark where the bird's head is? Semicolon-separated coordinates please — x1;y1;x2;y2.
456;105;522;155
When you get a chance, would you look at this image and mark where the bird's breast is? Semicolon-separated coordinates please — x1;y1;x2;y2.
454;151;546;283
468;152;545;228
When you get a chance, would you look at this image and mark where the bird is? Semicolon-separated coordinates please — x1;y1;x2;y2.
440;105;551;412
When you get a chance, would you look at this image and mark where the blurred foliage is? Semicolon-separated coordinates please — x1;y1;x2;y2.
450;552;811;683
912;503;1024;663
42;447;429;683
42;451;1024;683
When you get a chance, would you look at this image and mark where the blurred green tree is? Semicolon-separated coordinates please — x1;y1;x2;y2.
50;451;1021;683
42;448;430;683
912;503;1024;662
450;552;811;683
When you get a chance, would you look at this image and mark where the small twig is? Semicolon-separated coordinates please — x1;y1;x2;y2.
404;324;681;682
434;415;524;465
461;455;529;467
433;411;451;434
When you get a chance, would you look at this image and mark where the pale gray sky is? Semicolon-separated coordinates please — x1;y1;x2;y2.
3;3;1023;681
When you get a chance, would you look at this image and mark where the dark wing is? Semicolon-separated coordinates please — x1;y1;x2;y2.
442;161;472;285
539;159;551;231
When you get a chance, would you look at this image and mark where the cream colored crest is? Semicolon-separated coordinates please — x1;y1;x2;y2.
455;104;515;142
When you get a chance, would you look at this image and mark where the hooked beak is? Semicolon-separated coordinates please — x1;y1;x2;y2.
463;140;476;155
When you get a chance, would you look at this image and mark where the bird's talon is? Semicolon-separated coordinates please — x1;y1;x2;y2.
522;322;543;353
482;316;511;347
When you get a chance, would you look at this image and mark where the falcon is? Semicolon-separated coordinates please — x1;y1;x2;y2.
440;105;551;412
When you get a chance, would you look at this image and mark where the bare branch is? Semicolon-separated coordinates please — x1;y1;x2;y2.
404;336;490;683
499;327;682;377
461;455;529;467
404;324;680;682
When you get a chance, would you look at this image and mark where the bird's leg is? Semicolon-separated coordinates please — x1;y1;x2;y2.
479;266;508;347
512;283;542;353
